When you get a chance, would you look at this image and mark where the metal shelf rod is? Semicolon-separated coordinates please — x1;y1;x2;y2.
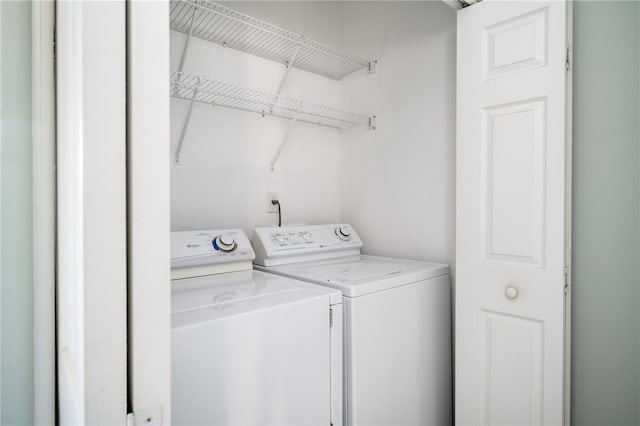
178;6;198;73
270;112;300;171
172;6;199;99
174;83;200;164
275;44;300;97
270;44;301;114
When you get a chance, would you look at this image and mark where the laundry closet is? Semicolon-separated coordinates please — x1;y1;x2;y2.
169;1;457;266
167;2;457;424
165;1;571;425
39;0;573;423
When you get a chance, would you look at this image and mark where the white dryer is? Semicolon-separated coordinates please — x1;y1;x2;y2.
171;229;343;426
253;224;451;426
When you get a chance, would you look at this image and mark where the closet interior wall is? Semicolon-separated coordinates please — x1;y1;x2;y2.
339;1;456;265
170;2;343;232
170;1;457;270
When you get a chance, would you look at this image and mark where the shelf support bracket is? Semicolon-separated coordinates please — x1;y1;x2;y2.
270;107;302;171
173;5;198;95
276;45;301;96
174;82;200;165
270;44;301;114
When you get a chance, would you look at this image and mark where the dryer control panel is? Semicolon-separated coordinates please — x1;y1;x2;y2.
171;229;255;272
253;224;363;267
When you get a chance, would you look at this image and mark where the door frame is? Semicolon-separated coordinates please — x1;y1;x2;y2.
32;1;56;424
563;3;573;425
1;1;57;422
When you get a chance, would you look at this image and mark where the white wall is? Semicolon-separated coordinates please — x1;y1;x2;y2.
170;1;457;270
170;2;344;234
340;1;456;265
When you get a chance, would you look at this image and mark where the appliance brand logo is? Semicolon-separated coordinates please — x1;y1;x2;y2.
187;244;200;248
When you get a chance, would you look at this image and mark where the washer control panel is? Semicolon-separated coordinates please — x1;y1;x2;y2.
253;224;363;266
171;229;254;269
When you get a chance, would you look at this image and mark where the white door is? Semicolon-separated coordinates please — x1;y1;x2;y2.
56;1;171;424
56;1;128;424
127;1;171;423
456;1;571;425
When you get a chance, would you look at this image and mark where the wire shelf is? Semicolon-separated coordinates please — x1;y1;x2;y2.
171;72;374;129
170;0;375;80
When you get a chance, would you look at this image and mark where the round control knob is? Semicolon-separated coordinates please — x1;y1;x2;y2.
214;234;237;253
335;227;352;241
504;286;518;300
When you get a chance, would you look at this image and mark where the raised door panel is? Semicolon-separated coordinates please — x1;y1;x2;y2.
484;7;548;80
483;311;544;426
483;98;546;266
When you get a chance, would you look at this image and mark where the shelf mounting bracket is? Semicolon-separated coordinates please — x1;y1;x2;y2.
270;105;302;171
172;5;199;96
174;80;200;165
270;44;301;114
276;44;301;96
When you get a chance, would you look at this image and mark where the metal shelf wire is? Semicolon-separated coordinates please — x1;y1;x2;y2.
170;0;376;80
171;71;374;129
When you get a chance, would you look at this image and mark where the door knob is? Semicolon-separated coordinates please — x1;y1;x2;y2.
505;286;518;300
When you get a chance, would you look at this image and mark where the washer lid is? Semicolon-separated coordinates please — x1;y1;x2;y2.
261;255;449;297
171;270;340;328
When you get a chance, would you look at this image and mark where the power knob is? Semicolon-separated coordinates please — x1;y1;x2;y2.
213;234;237;253
335;226;352;241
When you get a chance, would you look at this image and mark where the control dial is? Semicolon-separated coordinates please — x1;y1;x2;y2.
335;226;352;241
213;234;238;253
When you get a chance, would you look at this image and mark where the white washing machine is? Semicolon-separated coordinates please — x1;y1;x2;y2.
171;229;343;426
253;224;452;426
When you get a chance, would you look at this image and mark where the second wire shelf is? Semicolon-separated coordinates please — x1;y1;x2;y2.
171;71;375;129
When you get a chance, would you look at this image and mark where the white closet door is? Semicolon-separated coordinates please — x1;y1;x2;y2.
56;1;127;424
56;1;170;424
127;1;171;423
456;1;570;425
